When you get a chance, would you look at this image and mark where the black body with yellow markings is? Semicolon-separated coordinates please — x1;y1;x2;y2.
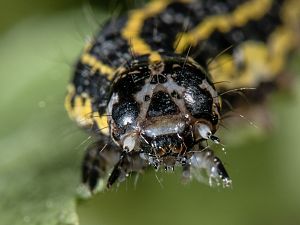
65;0;299;192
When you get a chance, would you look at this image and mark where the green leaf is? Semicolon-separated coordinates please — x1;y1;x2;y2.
0;8;107;225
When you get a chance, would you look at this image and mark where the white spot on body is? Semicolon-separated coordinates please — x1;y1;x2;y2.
197;124;212;139
123;134;137;151
122;116;134;125
107;92;119;119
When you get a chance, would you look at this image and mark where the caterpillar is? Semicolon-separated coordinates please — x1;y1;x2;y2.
65;0;300;192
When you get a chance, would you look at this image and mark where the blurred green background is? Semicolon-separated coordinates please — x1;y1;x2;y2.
0;1;300;225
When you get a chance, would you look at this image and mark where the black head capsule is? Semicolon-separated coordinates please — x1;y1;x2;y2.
105;56;229;187
108;56;220;152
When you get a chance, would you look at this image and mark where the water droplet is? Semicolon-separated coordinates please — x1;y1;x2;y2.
23;216;31;223
38;100;46;108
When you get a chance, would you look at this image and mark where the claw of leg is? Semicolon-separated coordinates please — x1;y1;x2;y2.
189;148;232;187
107;161;124;189
107;167;122;189
213;157;232;188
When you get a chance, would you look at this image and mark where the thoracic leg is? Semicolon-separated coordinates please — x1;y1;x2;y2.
186;148;232;187
82;138;148;191
107;151;148;188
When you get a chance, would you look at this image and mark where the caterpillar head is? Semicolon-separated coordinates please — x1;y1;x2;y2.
107;57;221;166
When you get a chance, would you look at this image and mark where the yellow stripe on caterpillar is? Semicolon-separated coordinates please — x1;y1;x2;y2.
65;85;109;134
92;112;109;135
175;0;272;53
121;0;170;60
80;53;115;80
